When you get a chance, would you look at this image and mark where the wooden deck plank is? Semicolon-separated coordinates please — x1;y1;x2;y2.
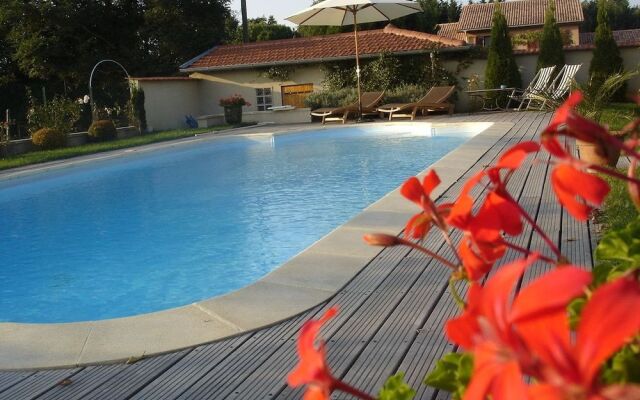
0;372;35;394
82;351;189;400
37;365;126;400
0;369;80;400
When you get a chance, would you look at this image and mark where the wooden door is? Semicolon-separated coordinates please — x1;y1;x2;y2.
282;84;314;108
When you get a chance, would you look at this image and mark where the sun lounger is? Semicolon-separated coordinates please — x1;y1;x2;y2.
310;91;385;124
507;65;556;110
526;64;582;110
377;86;456;120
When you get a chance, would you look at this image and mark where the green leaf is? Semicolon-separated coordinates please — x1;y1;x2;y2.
424;352;473;400
595;216;640;276
378;372;415;400
602;344;640;385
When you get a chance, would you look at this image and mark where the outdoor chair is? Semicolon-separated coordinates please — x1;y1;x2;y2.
377;86;456;120
526;64;582;110
310;91;385;124
508;66;556;110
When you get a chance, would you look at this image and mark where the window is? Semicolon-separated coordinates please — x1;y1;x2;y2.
256;88;273;111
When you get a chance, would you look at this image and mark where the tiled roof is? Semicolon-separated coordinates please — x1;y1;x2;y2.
579;29;640;45
457;0;583;32
436;22;467;41
181;24;467;72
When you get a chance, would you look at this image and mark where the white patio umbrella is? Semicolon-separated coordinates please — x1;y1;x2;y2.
286;0;422;118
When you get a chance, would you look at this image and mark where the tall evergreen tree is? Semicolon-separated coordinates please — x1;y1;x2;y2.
536;0;565;74
485;4;522;90
589;0;624;92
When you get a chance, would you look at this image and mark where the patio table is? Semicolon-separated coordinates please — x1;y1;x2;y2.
465;87;517;112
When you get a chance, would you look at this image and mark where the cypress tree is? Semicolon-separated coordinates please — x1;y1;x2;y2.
485;4;522;91
589;0;624;91
537;0;565;74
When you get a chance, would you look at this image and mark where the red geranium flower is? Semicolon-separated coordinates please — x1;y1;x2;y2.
401;170;453;240
550;163;610;220
446;255;592;400
519;275;640;400
288;307;340;400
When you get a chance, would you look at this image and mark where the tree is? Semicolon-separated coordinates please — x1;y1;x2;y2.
142;0;235;75
581;0;640;32
589;0;624;93
484;4;522;90
536;0;565;74
241;0;248;43
236;16;295;42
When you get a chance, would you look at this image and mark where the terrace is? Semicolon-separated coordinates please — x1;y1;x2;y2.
0;110;600;399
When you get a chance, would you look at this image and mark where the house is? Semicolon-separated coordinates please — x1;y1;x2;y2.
437;0;584;48
131;25;468;130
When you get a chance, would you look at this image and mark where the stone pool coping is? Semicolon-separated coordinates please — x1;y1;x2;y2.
0;120;513;370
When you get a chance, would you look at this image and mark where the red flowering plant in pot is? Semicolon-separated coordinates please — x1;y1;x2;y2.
219;94;251;125
287;92;640;400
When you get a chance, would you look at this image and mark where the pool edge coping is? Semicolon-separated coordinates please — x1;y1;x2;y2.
0;120;514;371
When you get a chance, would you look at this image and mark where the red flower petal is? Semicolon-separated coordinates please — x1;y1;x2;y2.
551;165;610;221
446;284;483;348
422;170;441;196
288;307;338;389
404;213;432;239
459;239;494;281
542;135;571;159
550;91;583;126
479;255;538;332
510;266;591;323
496;141;540;170
400;177;423;206
576;276;640;385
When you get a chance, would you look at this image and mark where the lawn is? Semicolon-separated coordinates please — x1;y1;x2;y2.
0;124;255;171
599;102;640;131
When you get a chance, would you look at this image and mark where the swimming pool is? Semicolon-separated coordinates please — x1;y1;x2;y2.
0;123;487;323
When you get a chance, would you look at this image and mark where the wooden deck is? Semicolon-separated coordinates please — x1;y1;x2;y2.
0;111;597;399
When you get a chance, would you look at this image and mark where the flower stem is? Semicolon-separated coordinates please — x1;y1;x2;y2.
449;277;466;309
505;193;563;259
588;164;640;185
399;239;459;270
503;240;557;264
334;380;375;400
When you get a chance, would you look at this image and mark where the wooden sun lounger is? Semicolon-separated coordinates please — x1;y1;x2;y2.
310;91;385;124
377;86;456;120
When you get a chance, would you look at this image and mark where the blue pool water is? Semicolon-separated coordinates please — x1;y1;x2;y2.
0;124;481;323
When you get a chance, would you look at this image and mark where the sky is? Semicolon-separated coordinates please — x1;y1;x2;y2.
229;0;308;26
230;0;640;26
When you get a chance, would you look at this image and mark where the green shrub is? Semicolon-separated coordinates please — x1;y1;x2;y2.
590;0;625;98
537;0;565;76
130;87;147;132
27;96;81;134
484;4;522;91
88;120;117;142
304;88;357;109
31;128;66;150
383;84;426;103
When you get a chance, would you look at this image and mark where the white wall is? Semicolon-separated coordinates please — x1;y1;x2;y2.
137;80;200;131
193;65;325;116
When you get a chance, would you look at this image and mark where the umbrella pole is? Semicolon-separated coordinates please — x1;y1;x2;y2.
353;10;363;120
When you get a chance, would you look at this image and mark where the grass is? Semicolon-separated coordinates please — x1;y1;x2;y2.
599;102;640;131
0;123;255;171
596;171;639;232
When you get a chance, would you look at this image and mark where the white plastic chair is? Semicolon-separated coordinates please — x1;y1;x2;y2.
527;64;582;110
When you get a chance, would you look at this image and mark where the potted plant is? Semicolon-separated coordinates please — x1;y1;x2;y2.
219;94;251;125
572;70;638;167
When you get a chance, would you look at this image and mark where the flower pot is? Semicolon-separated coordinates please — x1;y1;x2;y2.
223;105;243;125
576;139;620;168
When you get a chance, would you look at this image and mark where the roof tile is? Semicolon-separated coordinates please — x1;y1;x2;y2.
457;0;583;31
182;24;467;71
